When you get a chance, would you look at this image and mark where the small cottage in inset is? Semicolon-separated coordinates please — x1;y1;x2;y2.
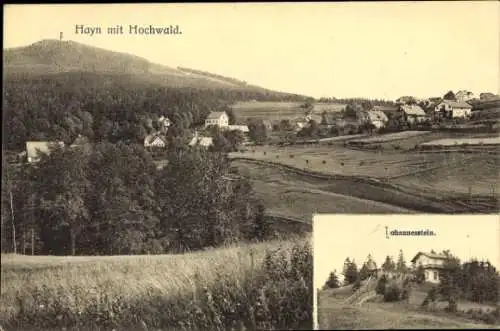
365;259;378;278
411;251;450;284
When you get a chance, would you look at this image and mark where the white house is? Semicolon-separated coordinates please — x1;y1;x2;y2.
26;141;65;163
189;131;213;147
434;100;473;118
144;133;167;148
205;111;229;128
411;251;450;284
227;125;250;133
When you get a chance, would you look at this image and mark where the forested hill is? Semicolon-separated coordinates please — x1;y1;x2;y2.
4;39;306;99
3;40;308;150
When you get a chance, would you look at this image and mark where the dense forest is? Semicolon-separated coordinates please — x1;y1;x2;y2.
3;72;308;150
1;142;272;255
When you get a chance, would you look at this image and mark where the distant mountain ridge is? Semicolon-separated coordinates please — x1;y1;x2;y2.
3;39;306;98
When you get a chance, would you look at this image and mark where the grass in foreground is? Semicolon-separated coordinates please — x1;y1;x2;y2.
1;236;312;331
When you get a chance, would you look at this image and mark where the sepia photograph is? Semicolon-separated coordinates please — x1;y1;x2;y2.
1;2;499;331
314;214;500;329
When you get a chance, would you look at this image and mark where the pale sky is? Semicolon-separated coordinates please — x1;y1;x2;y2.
314;214;500;290
3;2;500;100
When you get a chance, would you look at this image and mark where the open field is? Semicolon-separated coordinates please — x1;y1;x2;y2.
231;101;345;121
349;131;432;144
317;305;499;329
392;154;499;198
317;287;499;329
233;160;414;219
1;237;312;331
420;136;500;147
230;130;499;211
348;131;497;151
231;144;474;179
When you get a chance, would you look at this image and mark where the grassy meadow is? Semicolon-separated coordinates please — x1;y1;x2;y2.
232;160;412;220
317;285;500;329
230;101;345;121
1;236;312;331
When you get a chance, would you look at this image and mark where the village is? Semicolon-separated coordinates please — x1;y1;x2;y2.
13;89;500;166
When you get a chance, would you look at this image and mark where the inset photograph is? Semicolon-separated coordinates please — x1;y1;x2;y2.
314;214;500;329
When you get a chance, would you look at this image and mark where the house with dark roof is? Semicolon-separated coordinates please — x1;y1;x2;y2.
375;106;400;119
400;104;428;124
205;111;229;128
411;251;451;284
358;108;389;129
434;100;473;118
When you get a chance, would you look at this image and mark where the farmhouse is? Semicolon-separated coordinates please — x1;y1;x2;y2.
399;104;428;124
376;106;400;119
359;108;389;129
144;133;167;148
26;141;64;163
227;125;249;133
189;132;213;147
205;111;229;128
411;251;451;284
434;100;473;118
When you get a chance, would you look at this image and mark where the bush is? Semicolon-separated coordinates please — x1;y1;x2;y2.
352;278;361;291
383;284;401;302
276;155;279;159
322;160;326;164
263;151;267;155
376;276;387;295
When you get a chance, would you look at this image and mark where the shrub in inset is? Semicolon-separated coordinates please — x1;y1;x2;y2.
383;284;401;302
376;275;387;295
322;160;326;164
352;278;362;291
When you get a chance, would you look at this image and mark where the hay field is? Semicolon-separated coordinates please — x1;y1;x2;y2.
231;144;469;179
349;131;497;151
349;131;432;144
1;237;313;331
420;137;500;147
233;160;413;219
392;153;499;197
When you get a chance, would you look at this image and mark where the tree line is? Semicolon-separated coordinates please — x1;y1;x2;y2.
322;250;499;308
1;143;272;256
